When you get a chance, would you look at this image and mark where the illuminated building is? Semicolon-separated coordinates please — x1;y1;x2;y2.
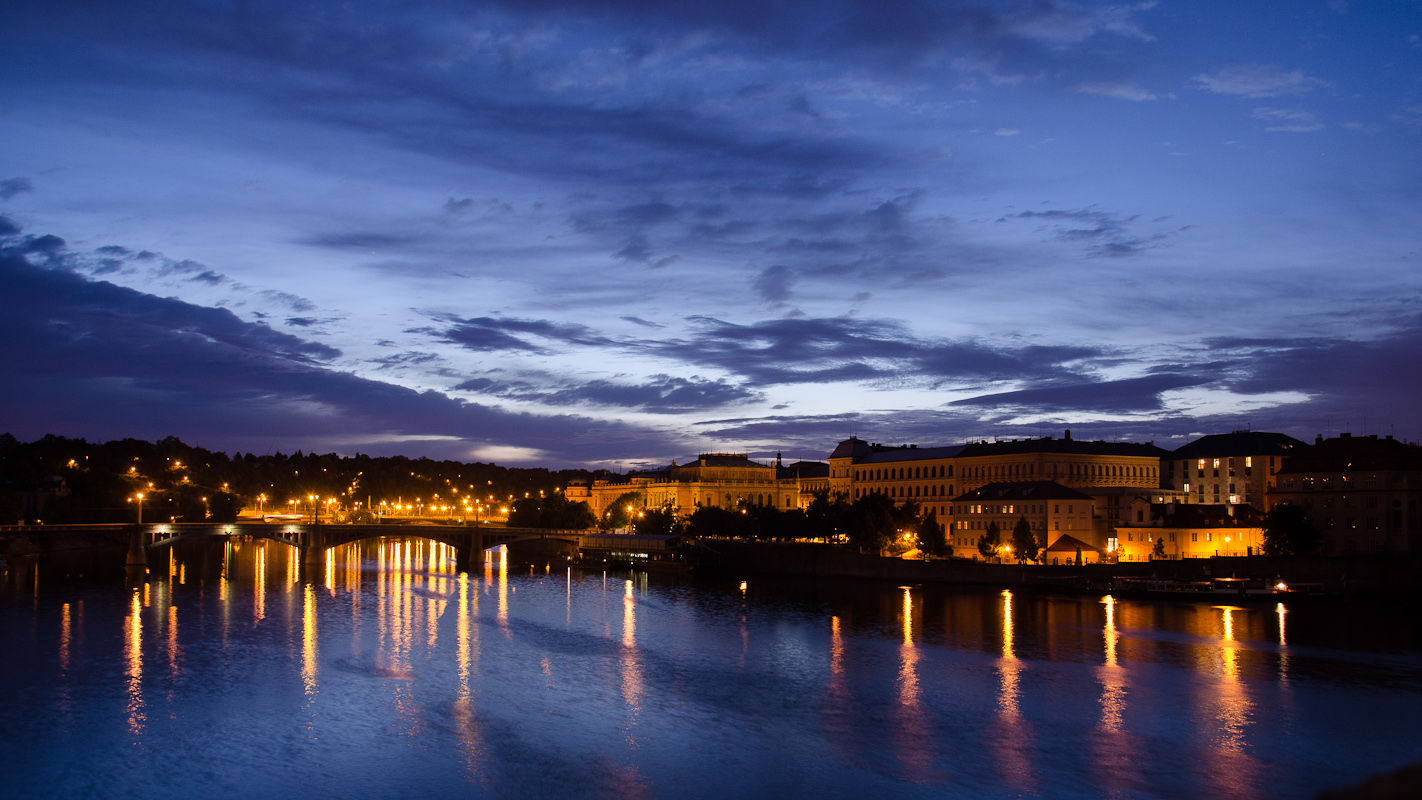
565;453;811;519
1163;431;1304;509
828;431;1179;549
1267;433;1422;555
948;481;1095;559
1111;503;1266;562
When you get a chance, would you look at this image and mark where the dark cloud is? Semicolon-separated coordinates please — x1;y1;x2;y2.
0;178;33;201
640;316;1100;386
619;315;663;328
303;233;415;250
951;374;1213;413
460;373;760;413
285;317;319;327
751;265;795;306
428;314;614;354
0;216;20;237
0;244;672;463
998;208;1190;258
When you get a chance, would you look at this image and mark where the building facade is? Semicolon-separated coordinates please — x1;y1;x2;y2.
827;431;1177;551
1266;433;1422;555
1164;431;1305;509
948;481;1095;560
1110;503;1265;562
566;453;814;520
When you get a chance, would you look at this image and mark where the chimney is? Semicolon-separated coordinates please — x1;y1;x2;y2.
1064;429;1072;441
1341;432;1351;439
1316;434;1323;444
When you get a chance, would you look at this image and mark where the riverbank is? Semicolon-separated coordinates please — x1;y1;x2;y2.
712;540;1422;596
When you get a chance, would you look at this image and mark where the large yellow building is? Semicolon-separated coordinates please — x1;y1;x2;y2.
947;481;1095;559
565;453;812;520
828;431;1178;552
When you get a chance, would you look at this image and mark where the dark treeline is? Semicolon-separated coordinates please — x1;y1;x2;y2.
588;492;951;556
0;433;612;525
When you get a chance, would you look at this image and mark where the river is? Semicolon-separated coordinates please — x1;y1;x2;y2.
1;536;1419;799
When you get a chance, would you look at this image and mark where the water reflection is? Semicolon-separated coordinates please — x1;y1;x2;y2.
995;590;1034;792
621;577;643;746
1206;606;1258;799
124;589;144;737
301;583;317;696
6;537;1421;800
895;587;932;782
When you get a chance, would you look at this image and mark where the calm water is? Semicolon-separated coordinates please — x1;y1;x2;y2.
2;537;1420;800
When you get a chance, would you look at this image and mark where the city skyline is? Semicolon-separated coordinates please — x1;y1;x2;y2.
3;0;1421;467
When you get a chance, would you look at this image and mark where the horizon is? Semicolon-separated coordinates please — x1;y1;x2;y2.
3;1;1420;469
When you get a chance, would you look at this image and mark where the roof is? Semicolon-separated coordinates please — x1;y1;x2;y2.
953;481;1094;502
828;437;873;460
958;438;1169;458
777;460;829;479
855;445;966;465
1143;503;1264;528
684;453;772;469
1170;431;1305;459
1045;534;1101;553
1275;433;1422;474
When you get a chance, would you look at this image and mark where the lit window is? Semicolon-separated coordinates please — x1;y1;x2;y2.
1213;458;1221;468
1245;456;1253;468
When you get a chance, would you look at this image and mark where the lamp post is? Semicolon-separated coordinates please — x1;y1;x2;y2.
135;492;144;525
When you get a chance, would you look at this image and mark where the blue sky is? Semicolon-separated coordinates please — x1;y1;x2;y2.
2;0;1420;467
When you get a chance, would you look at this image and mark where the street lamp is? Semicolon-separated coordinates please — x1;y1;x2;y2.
134;492;144;524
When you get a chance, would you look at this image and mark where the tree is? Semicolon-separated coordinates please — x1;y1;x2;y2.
918;511;948;558
509;495;596;529
846;493;898;551
1151;536;1166;560
634;506;682;537
599;491;643;530
1011;516;1038;563
977;521;1002;560
805;490;850;542
1262;503;1322;556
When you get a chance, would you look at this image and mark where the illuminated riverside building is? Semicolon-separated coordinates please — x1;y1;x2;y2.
1267;433;1422;555
1163;430;1304;509
1111;503;1266;562
565;453;811;519
947;482;1094;560
828;431;1179;550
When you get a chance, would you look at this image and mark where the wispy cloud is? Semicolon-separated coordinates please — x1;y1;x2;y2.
1075;81;1157;102
1194;65;1329;98
1252;107;1323;132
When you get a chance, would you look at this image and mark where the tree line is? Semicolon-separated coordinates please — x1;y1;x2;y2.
0;433;609;525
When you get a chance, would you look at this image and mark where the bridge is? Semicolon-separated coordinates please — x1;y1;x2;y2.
0;522;602;574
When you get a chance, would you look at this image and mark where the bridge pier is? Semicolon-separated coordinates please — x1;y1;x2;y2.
125;530;148;568
454;545;473;574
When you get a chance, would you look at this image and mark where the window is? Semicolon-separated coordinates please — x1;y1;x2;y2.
1191;532;1198;542
1245;456;1253;468
1169;532;1175;541
1213;459;1221;469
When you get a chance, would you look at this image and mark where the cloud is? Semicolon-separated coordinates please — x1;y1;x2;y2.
752;265;796;306
1193;65;1329;98
1252;107;1323;132
998;208;1189;257
951;374;1212;413
995;128;1021;137
0;178;33;201
303;233;415;250
0;240;669;464
639;316;1100;386
458;373;761;413
619;316;663;329
1075;81;1157;102
427;314;613;354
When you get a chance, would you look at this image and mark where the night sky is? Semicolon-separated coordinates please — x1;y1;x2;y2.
2;1;1420;467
